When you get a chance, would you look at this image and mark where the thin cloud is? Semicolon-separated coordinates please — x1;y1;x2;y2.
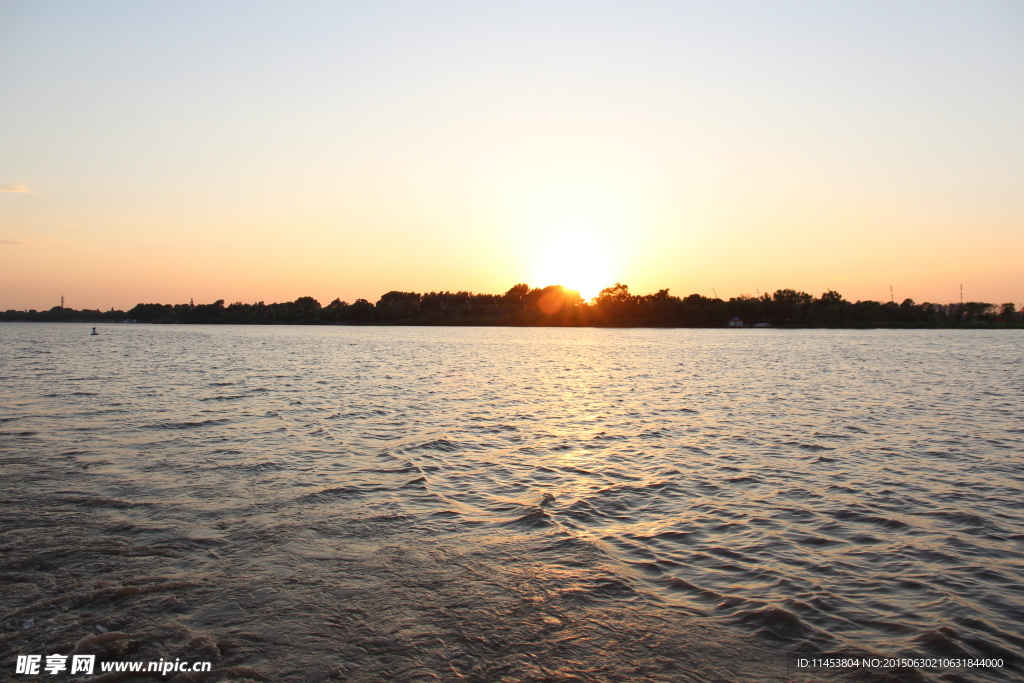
0;238;28;245
0;184;34;193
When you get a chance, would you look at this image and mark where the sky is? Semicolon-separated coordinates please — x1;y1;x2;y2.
1;0;1022;310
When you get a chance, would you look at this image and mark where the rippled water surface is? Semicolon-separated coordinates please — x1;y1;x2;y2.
2;324;1022;682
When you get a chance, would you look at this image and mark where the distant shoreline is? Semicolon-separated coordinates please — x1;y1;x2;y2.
3;284;1020;328
2;320;1021;330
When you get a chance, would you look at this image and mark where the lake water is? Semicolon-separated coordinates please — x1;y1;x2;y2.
1;324;1021;682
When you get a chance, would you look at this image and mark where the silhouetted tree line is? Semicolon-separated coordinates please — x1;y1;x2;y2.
0;305;117;323
2;285;1020;327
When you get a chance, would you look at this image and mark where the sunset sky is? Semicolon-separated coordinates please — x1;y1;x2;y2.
1;1;1022;310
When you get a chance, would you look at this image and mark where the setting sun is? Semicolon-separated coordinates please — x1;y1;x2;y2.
532;201;616;300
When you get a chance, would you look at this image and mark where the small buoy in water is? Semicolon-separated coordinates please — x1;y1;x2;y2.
91;327;98;335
